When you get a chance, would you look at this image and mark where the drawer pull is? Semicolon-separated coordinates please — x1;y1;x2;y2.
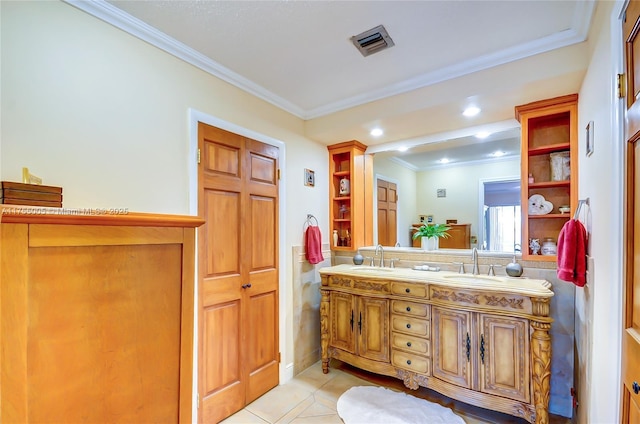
633;381;640;395
406;306;411;312
405;288;411;293
406;342;412;347
406;323;411;329
406;360;412;365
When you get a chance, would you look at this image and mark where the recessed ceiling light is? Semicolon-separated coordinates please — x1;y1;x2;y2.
475;131;491;139
439;158;450;164
397;146;408;152
491;151;506;157
463;106;481;117
370;128;383;137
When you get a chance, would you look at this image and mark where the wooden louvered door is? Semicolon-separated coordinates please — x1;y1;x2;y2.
197;123;280;423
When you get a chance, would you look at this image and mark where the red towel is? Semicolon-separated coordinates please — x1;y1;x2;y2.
556;219;588;287
305;225;324;265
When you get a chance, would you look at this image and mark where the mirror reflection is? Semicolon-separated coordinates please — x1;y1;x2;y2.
372;126;522;252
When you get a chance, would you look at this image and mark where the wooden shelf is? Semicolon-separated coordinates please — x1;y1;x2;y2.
527;143;570;156
333;170;350;177
528;180;570;189
529;213;572;219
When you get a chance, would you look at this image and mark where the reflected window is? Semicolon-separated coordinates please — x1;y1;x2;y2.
483;205;521;251
481;179;521;252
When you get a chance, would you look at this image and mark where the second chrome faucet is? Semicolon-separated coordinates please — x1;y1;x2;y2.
471;247;479;275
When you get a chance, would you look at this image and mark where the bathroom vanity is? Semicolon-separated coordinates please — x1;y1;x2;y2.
319;264;553;424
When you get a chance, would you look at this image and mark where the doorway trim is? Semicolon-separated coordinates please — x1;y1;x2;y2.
187;108;289;414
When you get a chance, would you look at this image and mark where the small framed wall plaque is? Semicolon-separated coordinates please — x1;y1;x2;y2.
586;121;594;157
304;168;315;187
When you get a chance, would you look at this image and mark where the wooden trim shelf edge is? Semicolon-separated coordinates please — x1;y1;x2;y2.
527;143;571;156
0;205;205;227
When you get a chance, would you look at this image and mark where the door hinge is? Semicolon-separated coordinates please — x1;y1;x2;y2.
277;169;281;180
617;73;626;98
197;148;201;164
278;352;281;363
196;392;200;409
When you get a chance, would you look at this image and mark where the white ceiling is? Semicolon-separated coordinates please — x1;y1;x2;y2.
69;0;596;165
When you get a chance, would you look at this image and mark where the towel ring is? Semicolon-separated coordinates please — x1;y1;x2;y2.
304;214;319;230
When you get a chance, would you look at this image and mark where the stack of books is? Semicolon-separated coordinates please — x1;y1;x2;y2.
0;181;63;207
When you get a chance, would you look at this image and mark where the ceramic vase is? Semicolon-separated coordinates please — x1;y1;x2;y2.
421;237;438;251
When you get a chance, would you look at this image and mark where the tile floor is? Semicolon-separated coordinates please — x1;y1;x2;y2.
220;360;572;424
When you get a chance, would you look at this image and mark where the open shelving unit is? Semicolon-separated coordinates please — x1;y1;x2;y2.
328;140;373;251
515;94;578;261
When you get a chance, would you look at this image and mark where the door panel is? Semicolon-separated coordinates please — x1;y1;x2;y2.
432;307;471;389
330;292;355;353
205;190;240;275
250;195;276;269
479;314;530;402
358;297;389;362
198;123;279;423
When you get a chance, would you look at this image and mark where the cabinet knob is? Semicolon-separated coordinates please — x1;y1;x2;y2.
406;360;412;365
633;381;640;395
405;288;411;293
406;342;412;347
241;283;252;289
406;323;411;329
406;306;411;312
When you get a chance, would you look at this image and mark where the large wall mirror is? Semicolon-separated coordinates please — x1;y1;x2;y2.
371;124;522;252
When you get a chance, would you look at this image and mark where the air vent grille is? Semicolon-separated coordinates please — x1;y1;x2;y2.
351;25;395;57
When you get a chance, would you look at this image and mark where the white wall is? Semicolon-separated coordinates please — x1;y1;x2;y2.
574;1;622;422
1;0;329;393
416;159;520;243
372;155;417;246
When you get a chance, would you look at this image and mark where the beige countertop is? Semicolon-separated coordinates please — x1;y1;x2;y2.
319;263;554;298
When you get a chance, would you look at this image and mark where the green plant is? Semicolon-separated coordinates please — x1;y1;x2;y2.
412;223;451;240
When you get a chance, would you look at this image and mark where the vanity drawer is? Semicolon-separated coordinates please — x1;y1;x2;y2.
391;315;430;338
391;300;429;318
391;282;428;299
391;332;430;356
392;351;430;374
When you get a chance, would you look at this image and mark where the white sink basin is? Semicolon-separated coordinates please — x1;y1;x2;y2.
442;274;503;284
349;266;395;272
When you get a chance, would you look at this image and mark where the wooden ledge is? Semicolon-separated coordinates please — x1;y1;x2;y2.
0;205;204;227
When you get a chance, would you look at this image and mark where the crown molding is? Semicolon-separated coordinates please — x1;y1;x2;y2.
64;0;595;121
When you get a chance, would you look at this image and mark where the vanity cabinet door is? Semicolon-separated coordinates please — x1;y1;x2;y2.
479;314;530;403
330;292;356;354
432;307;472;389
329;292;389;362
357;297;390;362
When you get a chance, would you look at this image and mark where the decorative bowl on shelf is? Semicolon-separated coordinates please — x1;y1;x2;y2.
558;205;571;214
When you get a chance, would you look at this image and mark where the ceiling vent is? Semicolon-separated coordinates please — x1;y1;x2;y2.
351;25;395;57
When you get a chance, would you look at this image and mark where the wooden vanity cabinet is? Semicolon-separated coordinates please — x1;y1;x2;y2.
432;307;530;403
320;266;553;424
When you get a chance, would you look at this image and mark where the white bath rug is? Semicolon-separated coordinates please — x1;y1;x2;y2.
336;386;465;424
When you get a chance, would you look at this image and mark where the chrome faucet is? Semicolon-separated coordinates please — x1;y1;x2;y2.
471;247;480;275
375;244;385;267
